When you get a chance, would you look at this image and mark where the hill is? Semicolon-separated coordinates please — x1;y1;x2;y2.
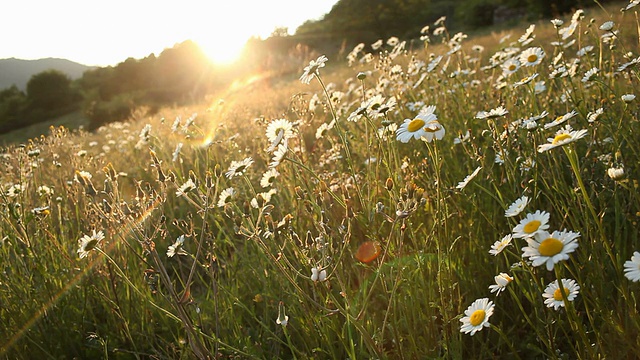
0;57;93;90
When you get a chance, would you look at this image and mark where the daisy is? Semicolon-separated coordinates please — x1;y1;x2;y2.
607;167;625;181
581;67;599;83
512;210;550;238
489;234;513;256
300;55;328;84
217;187;236;207
311;267;327;282
505;195;529;217
514;73;540;87
624;251;640;282
519;47;545;67
396;111;437;143
537;128;588;153
172;143;183;162
522;230;580;271
176;179;196;197
489;273;513;296
77;230;105;259
371;39;383;50
543;110;578;129
543;278;580;310
599;21;614;31
260;168;280;188
623;0;640;11
225;157;254;178
622;94;636;103
167;235;188;257
501;58;521;77
475;106;508;120
266;119;294;151
551;19;564;27
460;298;494;336
456;166;482;190
587;108;604;123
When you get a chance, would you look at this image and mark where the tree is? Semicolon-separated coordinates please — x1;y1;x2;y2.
26;69;75;113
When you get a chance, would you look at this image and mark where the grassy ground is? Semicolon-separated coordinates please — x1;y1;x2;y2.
1;1;639;359
0;110;88;146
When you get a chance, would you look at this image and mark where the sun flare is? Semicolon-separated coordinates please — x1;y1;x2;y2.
194;34;247;65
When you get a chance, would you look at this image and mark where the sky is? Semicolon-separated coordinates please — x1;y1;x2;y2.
1;0;339;67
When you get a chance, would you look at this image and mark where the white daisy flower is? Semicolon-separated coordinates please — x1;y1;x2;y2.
475;106;508;120
624;251;640;282
489;273;513;296
551;19;564;27
217;187;236;207
622;94;636;103
260;168;280;188
623;0;640;11
225;157;254;178
512;210;550;238
522;230;580;271
543;110;578;129
266;119;294;151
514;73;539;87
176;179;196;197
543;278;580;310
501;58;521;77
167;235;188;258
396;111;440;143
456;166;482;190
587;108;604;123
300;55;328;84
607;167;625;181
581;67;599;83
599;21;614;31
537;128;588;152
519;47;545;67
505;195;530;217
460;298;494;336
490;234;513;256
77;230;105;259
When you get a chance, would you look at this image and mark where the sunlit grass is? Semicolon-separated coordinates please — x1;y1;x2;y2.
1;2;640;358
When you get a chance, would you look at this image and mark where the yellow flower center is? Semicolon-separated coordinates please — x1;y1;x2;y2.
523;220;541;234
539;237;564;256
553;287;569;301
469;309;486;326
508;64;517;71
407;118;426;133
527;54;538;63
552;133;572;144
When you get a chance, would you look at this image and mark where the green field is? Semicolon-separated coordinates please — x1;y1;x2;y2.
1;2;639;359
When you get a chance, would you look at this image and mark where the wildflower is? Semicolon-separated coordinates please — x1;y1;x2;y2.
460;298;494;336
475;106;508;120
490;234;513;256
300;55;328;84
534;81;546;94
217;187;235;207
505;195;529;217
514;73;539;87
518;24;536;46
260;168;280;188
581;67;599;83
512;210;550;239
537;128;588;152
551;19;564;27
622;94;636;103
269;142;288;169
599;21;614;31
167;235;188;257
311;267;327;282
176;179;196;197
623;0;640;11
519;47;545;67
587;108;604;123
543;279;580;310
456;166;482;190
225;157;254;178
522;230;580;271
266;119;294;151
489;273;513;296
37;185;53;197
396;109;442;143
624;251;640;282
501;58;521;77
371;39;383;50
576;45;594;57
77;230;105;259
544;110;578;129
607;167;625;181
276;301;289;326
172;143;183;162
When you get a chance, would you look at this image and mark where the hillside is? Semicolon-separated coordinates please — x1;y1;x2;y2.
0;57;93;90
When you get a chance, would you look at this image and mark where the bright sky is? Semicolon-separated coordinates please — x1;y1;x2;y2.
2;0;338;66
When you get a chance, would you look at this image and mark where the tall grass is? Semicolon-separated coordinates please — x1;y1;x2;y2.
1;2;640;359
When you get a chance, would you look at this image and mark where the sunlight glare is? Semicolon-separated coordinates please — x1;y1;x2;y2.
195;33;248;65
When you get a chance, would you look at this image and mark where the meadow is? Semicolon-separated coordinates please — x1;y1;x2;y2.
1;2;640;359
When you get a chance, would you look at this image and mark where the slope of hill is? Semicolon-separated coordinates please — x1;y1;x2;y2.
0;57;94;90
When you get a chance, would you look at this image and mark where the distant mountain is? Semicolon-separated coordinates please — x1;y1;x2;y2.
0;58;94;91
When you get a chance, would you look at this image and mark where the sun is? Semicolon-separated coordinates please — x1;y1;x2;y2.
194;33;248;65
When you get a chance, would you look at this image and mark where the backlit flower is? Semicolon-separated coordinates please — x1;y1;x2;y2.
456;166;482;190
537;128;588;152
167;235;188;257
300;55;328;84
226;157;254;178
396;110;441;143
512;210;549;238
543;278;580;310
489;273;513;296
490;234;513;256
475;106;508;120
217;187;235;207
623;251;640;282
505;195;529;217
77;230;105;259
